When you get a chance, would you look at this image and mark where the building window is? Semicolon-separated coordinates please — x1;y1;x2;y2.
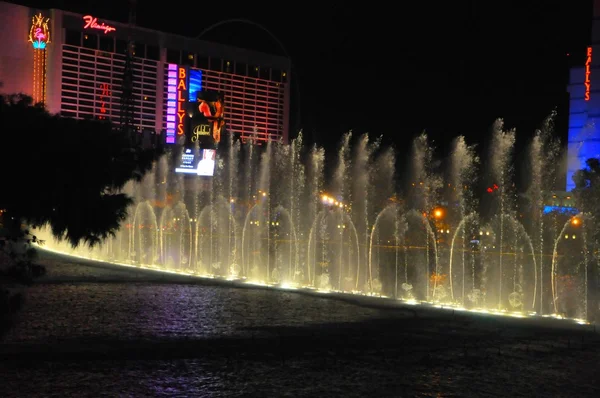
146;45;160;61
236;62;247;76
210;58;222;71
82;33;97;49
133;42;145;58
271;69;282;82
259;67;270;80
116;39;128;54
99;36;114;52
166;49;180;64
182;51;194;66
65;29;81;46
196;55;209;69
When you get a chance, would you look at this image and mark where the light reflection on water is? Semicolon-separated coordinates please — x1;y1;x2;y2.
1;258;599;397
3;283;386;343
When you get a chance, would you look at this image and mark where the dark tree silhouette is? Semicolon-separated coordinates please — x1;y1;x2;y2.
572;158;600;321
573;158;600;233
0;94;163;247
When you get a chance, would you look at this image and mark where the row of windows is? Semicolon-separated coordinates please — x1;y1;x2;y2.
167;50;288;82
63;30;288;82
61;46;159;130
65;29;161;61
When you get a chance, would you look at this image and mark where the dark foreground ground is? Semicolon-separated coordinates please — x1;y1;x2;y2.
1;250;599;397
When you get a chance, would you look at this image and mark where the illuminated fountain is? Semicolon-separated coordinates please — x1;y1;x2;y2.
35;119;595;324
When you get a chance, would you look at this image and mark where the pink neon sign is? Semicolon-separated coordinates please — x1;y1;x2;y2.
83;15;116;34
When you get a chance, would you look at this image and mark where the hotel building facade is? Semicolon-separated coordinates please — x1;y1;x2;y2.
566;0;600;190
0;1;291;145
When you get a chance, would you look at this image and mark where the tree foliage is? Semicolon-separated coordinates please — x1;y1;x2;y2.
573;158;600;240
0;94;162;247
572;158;600;321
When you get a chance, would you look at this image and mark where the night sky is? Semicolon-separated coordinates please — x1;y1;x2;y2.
23;0;593;157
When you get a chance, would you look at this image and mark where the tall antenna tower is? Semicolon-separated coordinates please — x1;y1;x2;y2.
119;0;136;139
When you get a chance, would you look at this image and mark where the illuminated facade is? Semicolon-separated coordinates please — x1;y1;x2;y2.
28;13;50;105
566;0;600;190
0;1;291;144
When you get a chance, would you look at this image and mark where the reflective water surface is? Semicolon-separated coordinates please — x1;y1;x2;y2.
1;253;599;397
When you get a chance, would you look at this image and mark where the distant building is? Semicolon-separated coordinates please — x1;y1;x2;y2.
542;191;578;215
0;1;291;145
566;0;600;190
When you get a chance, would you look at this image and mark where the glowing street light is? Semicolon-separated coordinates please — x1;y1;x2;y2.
571;217;581;226
433;208;444;219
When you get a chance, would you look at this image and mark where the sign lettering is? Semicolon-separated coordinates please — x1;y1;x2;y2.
585;46;592;101
177;67;188;136
191;124;211;142
99;83;110;119
83;15;116;34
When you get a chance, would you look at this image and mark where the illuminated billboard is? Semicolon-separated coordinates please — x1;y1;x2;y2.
166;64;190;144
198;91;225;143
188;69;202;102
175;148;216;176
185;90;225;146
166;66;225;145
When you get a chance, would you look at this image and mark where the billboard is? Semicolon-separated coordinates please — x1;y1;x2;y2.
166;64;224;146
175;148;216;176
192;90;225;144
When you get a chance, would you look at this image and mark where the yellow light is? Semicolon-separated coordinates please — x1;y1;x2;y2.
571;218;580;226
434;208;443;219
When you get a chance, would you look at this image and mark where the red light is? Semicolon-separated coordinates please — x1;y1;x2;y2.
99;83;110;115
487;188;493;193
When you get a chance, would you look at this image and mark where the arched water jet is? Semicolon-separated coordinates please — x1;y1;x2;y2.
483;214;537;310
448;213;479;303
551;212;588;317
196;196;238;276
271;205;299;284
241;202;270;282
405;209;438;301
131;200;158;266
306;208;359;290
505;214;537;311
368;204;402;295
159;202;192;271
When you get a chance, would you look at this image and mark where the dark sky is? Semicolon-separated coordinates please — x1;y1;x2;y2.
23;0;593;154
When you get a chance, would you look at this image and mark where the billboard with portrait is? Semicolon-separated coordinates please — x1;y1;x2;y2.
187;90;225;146
175;148;216;176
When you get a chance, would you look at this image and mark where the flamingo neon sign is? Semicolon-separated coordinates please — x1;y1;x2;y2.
28;13;50;49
